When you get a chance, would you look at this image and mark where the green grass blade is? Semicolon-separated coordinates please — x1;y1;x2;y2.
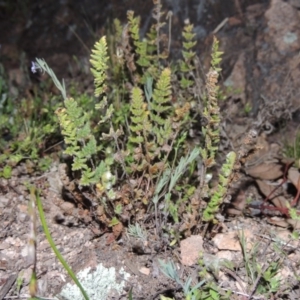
34;189;90;300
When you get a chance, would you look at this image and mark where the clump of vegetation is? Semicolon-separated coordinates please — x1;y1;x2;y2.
31;5;236;236
31;4;239;297
239;231;282;298
1;1;246;299
0;58;58;175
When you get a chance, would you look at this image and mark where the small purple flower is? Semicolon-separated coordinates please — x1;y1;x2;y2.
31;61;38;73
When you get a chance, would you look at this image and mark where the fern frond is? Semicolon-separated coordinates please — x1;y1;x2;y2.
202;151;236;223
174;102;191;122
55;99;93;148
113;18;123;41
55;104;78;149
80;168;96;186
182;24;196;42
126;87;154;172
93;162;107;182
80;136;97;158
151;113;167;126
151;0;165;58
128;87;151;144
76;122;92;140
127;11;151;68
90;36;109;97
55;98;105;186
179;24;197;90
199;37;223;176
146;24;158;56
72;156;88;171
151;68;172;111
128;135;144;144
211;36;223;73
182;24;196;58
152;119;172;146
127;11;140;42
150;68;173;145
202;72;221;167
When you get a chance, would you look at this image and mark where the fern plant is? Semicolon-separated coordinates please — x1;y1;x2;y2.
32;0;232;235
92;6;201;225
23;3;254;299
33;38;112;189
55;99;107;186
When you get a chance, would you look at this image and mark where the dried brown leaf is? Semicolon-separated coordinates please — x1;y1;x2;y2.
231;191;247;211
113;222;123;239
267;217;289;228
288;167;300;188
226;208;243;216
287;219;300;229
256;179;288;209
246;162;283;180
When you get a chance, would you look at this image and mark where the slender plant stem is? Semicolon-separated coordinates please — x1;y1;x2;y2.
35;189;90;300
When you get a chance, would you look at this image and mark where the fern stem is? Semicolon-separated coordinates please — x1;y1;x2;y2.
155;0;161;57
166;11;173;54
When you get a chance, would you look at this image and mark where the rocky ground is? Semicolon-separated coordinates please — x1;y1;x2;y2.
2;0;300;299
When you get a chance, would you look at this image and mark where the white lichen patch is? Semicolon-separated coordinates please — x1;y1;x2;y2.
58;264;130;300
